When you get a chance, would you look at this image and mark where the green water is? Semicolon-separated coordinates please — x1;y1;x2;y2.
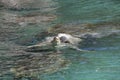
0;0;120;80
57;0;120;23
39;36;120;80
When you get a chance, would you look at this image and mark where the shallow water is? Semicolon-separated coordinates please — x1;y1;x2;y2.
0;0;120;80
56;0;120;23
39;35;120;80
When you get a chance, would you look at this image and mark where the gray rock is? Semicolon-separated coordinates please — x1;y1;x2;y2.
0;0;57;10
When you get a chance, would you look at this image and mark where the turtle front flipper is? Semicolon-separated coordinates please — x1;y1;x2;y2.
25;42;55;52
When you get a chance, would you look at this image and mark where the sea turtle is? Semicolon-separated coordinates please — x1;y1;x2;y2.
25;33;88;52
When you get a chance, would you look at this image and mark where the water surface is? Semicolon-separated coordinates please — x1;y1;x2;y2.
0;0;120;80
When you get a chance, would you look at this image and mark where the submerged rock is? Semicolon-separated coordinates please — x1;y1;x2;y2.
45;22;120;38
0;0;57;11
1;53;69;79
0;11;56;25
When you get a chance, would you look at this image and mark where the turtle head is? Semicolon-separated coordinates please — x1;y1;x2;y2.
55;37;61;44
51;37;61;45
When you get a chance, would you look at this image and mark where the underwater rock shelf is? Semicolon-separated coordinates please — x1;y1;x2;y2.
0;52;69;79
